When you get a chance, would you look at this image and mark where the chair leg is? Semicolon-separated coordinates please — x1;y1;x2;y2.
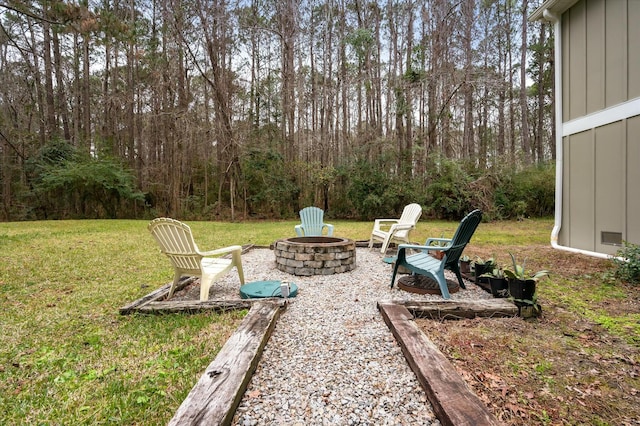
453;268;467;289
390;263;400;288
168;271;182;299
380;235;392;254
199;274;214;301
436;272;451;300
233;250;245;285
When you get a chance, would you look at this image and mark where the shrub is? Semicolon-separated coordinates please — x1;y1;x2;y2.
425;157;474;220
612;241;640;284
494;162;555;219
28;140;144;219
241;148;299;218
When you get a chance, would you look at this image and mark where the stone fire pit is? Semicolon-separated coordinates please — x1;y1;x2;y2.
274;236;356;276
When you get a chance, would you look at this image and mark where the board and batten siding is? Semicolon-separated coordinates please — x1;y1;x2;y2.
558;0;640;255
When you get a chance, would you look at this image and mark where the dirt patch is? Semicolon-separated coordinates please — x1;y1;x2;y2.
416;244;640;425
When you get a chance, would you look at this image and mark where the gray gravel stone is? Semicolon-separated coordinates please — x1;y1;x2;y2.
201;247;491;425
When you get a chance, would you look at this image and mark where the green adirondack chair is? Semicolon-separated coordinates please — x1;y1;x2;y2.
294;207;334;237
390;209;482;299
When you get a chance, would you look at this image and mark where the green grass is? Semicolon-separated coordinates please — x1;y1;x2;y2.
1;217;635;424
0;220;248;424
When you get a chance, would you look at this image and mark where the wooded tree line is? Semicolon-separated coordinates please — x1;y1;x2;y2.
0;0;554;221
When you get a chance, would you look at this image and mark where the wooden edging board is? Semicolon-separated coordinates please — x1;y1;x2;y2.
168;300;283;426
378;299;517;426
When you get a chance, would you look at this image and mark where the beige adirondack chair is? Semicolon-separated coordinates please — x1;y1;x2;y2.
368;203;423;254
148;218;244;301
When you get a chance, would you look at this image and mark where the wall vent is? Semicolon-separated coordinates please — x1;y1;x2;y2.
601;231;622;246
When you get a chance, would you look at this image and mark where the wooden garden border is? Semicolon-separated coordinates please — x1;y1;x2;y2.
168;300;283;425
378;299;518;426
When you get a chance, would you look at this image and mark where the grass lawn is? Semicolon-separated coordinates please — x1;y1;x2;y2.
1;218;638;425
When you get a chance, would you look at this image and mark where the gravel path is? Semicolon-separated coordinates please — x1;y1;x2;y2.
190;247;491;425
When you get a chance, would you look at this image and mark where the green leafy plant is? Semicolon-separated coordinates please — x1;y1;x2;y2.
431;233;448;247
612;241;640;284
474;256;497;270
480;267;505;279
504;252;549;281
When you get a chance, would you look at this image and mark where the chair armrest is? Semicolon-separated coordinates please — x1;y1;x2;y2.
424;237;452;247
199;245;243;257
398;243;446;253
373;219;399;232
389;223;416;232
324;224;334;236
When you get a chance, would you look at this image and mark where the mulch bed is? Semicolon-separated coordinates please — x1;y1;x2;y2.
397;275;460;295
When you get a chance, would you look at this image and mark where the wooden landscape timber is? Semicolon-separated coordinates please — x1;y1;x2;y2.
118;277;270;315
118;277;197;315
169;300;282;426
393;298;518;320
134;299;264;314
119;280;284;315
378;300;515;426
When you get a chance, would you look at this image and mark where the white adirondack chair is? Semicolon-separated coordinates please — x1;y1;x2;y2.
148;218;244;301
294;207;334;237
368;203;423;254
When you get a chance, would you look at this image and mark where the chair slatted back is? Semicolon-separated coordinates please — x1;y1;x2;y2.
398;203;423;225
443;209;482;268
299;207;326;236
395;203;422;237
148;218;202;272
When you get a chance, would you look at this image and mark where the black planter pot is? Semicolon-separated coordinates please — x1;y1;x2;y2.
508;278;537;301
516;302;543;318
474;263;492;285
489;277;509;298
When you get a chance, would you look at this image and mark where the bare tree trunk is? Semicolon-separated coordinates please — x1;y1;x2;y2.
519;0;531;164
535;21;546;163
27;18;47;146
279;0;297;163
42;19;57;140
52;31;70;141
339;1;348;155
404;5;414;177
197;0;241;219
82;32;91;149
461;0;475;160
507;4;516;165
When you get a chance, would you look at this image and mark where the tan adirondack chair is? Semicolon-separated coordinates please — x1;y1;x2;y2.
148;218;244;301
368;203;423;254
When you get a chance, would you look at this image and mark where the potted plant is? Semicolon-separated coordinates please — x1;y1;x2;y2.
429;233;448;260
504;253;549;317
473;256;497;286
480;267;509;298
459;255;471;274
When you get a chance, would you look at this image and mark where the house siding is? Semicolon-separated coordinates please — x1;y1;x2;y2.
630;1;640;98
563;0;637;120
627;116;640;245
563;131;594;250
558;0;640;254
